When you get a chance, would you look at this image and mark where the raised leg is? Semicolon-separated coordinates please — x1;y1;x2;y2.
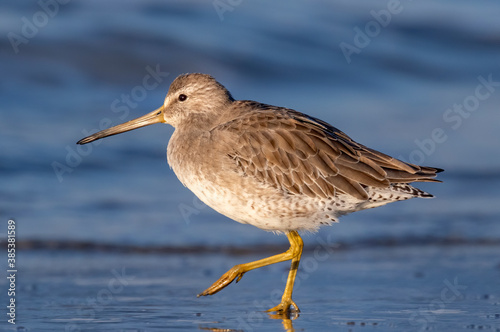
197;231;304;313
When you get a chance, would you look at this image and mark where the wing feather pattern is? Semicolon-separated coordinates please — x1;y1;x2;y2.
218;103;442;201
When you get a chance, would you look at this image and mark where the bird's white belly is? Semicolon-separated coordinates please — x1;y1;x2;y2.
174;167;343;232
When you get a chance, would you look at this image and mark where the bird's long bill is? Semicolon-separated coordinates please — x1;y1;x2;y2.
77;106;165;145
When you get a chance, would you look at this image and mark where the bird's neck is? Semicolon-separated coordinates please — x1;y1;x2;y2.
176;112;219;131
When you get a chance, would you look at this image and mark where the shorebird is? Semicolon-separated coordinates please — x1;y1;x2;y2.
78;73;442;315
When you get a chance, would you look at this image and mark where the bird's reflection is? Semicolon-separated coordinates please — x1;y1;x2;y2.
268;311;298;332
199;311;298;332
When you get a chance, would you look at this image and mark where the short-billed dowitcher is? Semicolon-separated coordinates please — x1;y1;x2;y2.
78;73;442;315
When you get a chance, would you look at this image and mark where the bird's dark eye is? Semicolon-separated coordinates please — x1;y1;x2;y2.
178;94;187;101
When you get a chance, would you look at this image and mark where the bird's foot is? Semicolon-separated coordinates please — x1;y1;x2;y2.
266;298;300;316
197;265;246;297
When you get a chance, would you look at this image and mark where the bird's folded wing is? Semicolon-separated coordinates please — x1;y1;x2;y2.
217;107;441;200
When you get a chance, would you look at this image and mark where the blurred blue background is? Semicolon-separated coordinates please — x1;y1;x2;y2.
0;1;499;330
1;0;499;246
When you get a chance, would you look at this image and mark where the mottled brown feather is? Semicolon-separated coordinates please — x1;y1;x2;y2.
220;102;441;200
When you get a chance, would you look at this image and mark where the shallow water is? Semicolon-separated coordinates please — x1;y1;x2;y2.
4;245;500;331
1;0;500;330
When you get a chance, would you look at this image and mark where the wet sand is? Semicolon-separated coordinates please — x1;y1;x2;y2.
4;242;499;331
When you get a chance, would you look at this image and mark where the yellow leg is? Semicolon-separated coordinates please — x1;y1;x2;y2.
197;231;303;314
266;231;303;314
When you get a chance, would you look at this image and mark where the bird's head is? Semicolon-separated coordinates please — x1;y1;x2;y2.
77;73;233;145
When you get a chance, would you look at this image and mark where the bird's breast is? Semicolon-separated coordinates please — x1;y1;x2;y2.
167;130;235;201
166;129;285;226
